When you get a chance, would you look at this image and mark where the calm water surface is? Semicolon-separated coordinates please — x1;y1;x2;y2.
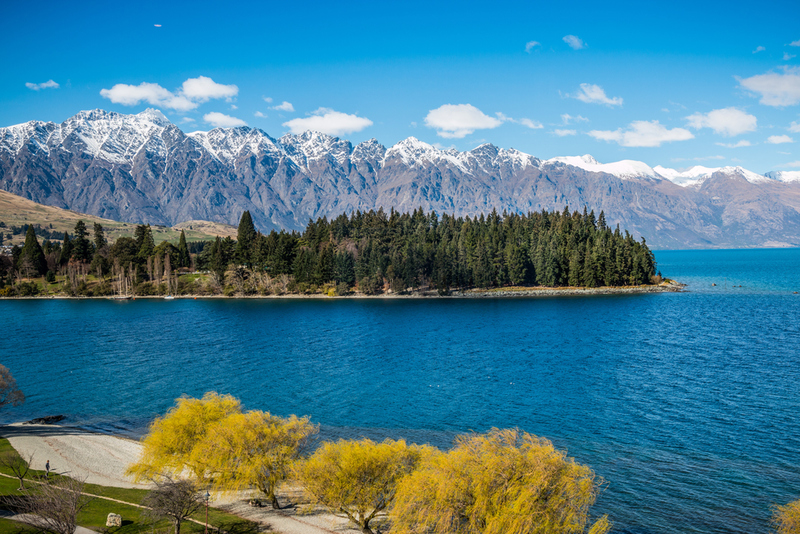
2;248;799;534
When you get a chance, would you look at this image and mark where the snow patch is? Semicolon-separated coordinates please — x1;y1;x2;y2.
547;154;658;179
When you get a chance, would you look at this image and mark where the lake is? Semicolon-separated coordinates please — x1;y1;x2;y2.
2;248;799;534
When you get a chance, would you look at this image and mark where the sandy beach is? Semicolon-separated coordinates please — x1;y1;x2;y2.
1;423;363;534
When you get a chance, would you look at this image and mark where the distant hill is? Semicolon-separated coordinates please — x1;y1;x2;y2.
0;188;236;247
2;108;800;249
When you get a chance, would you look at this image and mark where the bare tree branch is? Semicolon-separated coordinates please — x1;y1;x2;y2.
0;451;34;490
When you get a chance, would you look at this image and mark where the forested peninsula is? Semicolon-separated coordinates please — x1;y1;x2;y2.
0;207;669;298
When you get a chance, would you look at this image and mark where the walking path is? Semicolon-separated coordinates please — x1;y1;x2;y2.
1;424;361;534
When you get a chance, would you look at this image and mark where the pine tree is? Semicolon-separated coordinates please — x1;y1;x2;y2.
178;230;191;269
72;221;91;263
93;223;107;251
135;224;155;261
211;237;226;282
19;225;47;276
236;211;257;268
59;232;73;266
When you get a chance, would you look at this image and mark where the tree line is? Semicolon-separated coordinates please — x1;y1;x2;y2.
0;206;659;297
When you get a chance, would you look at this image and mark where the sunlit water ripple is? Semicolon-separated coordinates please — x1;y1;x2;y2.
2;248;799;534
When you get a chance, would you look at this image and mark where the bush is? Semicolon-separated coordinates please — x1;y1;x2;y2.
335;282;351;296
16;281;39;297
45;271;56;283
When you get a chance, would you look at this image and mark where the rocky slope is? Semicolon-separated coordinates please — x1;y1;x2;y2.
2;109;799;249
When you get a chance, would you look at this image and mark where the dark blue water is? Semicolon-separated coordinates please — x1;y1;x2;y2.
2;248;800;534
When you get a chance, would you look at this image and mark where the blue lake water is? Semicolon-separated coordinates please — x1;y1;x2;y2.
2;248;800;534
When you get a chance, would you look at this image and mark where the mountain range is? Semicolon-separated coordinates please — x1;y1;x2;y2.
1;108;800;249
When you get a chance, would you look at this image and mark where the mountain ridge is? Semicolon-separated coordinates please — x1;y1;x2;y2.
2;108;800;249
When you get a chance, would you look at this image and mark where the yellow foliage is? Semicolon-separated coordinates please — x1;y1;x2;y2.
774;499;800;534
390;428;610;534
295;439;432;534
198;410;318;508
126;392;242;481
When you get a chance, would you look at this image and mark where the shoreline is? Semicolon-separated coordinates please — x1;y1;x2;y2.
0;281;685;300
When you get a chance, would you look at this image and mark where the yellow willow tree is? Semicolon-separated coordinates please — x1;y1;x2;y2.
126;392;242;481
198;410;318;509
391;428;611;534
773;498;800;534
295;438;433;534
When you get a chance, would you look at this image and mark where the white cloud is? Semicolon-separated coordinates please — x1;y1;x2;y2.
180;117;195;124
791;40;800;47
789;121;800;132
425;104;503;138
154;24;162;28
785;52;797;61
270;101;295;112
767;134;794;144
495;113;543;129
263;96;273;103
783;160;800;167
433;142;456;150
561;113;589;124
230;104;238;110
572;83;623;106
25;80;59;91
563;35;586;50
553;129;577;136
203;112;247;128
181;76;238;102
753;46;766;53
589;120;694;147
100;76;237;111
685;107;757;137
716;140;752;148
738;67;800;106
518;118;543;129
525;41;541;53
254;111;267;118
283;108;372;136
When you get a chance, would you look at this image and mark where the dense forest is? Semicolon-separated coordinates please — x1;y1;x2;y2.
0;207;658;297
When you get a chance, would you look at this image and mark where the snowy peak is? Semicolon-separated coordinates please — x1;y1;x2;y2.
653;165;719;187
352;138;386;164
189;127;282;165
765;170;800;183
279;131;353;168
546;154;658;180
654;165;779;187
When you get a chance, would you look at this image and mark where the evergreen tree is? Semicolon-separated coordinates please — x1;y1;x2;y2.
19;225;47;276
178;230;191;269
58;232;73;266
93;223;107;251
72;220;91;263
236;211;257;268
211;237;227;282
135;224;155;261
333;251;356;286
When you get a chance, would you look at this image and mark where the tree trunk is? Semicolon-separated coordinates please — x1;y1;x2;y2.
270;493;280;509
174;517;181;534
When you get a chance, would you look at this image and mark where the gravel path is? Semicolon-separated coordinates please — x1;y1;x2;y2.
1;424;362;534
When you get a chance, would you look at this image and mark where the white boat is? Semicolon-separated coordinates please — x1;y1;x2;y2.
164;295;175;300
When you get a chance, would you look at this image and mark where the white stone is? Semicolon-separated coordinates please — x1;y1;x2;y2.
106;513;122;527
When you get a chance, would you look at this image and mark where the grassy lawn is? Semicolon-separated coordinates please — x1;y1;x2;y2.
0;517;39;534
0;438;265;534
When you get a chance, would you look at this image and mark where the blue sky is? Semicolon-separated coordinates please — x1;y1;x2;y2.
2;0;800;173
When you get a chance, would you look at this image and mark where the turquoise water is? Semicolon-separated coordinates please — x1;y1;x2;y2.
2;248;800;533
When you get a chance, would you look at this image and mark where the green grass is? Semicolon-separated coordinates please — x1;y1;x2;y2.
0;517;40;534
0;438;266;534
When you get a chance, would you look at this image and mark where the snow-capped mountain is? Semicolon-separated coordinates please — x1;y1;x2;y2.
2;109;800;249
